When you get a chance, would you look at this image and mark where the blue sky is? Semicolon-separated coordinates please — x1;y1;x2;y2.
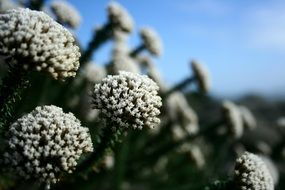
62;0;285;98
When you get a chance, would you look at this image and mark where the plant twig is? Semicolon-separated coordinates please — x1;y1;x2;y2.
0;64;30;135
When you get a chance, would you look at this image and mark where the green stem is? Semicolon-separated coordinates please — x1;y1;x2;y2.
131;120;223;170
80;24;112;66
0;64;30;135
140;120;173;154
114;137;129;190
163;76;195;98
129;44;145;57
29;0;45;10
76;124;123;174
32;76;50;105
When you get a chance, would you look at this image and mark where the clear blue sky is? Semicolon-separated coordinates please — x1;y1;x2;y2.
58;0;285;98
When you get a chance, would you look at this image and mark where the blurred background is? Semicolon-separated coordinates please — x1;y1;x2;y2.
65;0;285;98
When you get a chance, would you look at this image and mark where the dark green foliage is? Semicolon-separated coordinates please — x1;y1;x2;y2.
77;122;125;174
204;179;234;190
0;64;30;135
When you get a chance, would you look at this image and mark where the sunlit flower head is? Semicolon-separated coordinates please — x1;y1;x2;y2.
0;8;80;79
140;27;163;56
167;92;199;135
191;60;211;93
84;63;107;84
3;105;93;189
239;106;257;130
186;145;205;169
107;2;134;33
110;36;140;74
234;152;274;190
51;0;81;29
92;71;162;129
259;155;279;185
0;0;19;13
222;101;243;139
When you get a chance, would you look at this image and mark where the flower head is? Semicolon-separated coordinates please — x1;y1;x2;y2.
110;54;140;74
140;27;163;56
136;56;167;92
113;30;129;42
92;71;162;129
259;155;279;185
0;8;80;80
112;31;130;55
276;117;285;128
191;60;210;93
186;145;205;169
222;101;243;139
3;105;93;189
107;2;133;33
234;152;274;190
0;0;18;13
51;0;81;29
171;124;187;141
147;65;167;92
167;92;199;135
84;63;107;84
109;31;140;74
255;141;271;155
239;106;257;130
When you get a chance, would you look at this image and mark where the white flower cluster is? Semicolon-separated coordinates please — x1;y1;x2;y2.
3;105;93;189
167;92;199;135
137;55;167;92
111;51;140;74
0;0;18;13
186;145;205;169
234;152;274;190
260;155;279;185
276;117;285;128
92;71;162;129
255;141;272;155
0;8;80;80
51;0;81;29
113;30;129;43
191;60;211;93
140;27;163;56
102;154;115;170
147;66;167;93
110;31;140;74
111;54;140;74
84;63;107;84
239;106;257;130
112;31;130;55
222;101;243;139
107;2;134;33
171;124;187;141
